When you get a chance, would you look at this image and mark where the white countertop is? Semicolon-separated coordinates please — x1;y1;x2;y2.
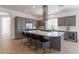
23;30;64;37
52;30;77;32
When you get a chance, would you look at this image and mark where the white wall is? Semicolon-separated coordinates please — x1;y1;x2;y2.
49;9;79;41
0;17;2;35
0;7;39;20
0;7;39;39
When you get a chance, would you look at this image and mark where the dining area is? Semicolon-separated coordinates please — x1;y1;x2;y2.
22;30;64;54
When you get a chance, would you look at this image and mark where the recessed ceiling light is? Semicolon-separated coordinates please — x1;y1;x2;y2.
33;6;35;8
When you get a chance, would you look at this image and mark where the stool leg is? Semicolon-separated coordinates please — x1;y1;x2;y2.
23;38;29;47
27;38;32;48
43;43;45;54
34;40;38;54
43;48;45;54
40;43;46;54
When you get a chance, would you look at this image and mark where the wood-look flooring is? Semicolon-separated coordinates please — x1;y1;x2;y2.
0;35;79;54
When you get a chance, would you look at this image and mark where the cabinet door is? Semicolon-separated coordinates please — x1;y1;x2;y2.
21;18;26;32
64;17;68;26
68;32;76;40
15;18;22;39
68;16;76;26
15;17;25;39
58;16;76;26
58;17;64;26
64;32;69;40
64;32;77;42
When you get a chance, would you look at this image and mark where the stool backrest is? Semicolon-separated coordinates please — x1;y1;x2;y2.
38;35;49;42
22;32;26;36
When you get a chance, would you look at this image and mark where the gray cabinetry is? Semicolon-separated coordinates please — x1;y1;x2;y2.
67;16;76;26
64;32;77;42
64;32;69;40
21;18;26;32
58;17;64;26
15;17;21;39
15;17;37;39
15;17;26;39
52;34;64;51
58;15;76;26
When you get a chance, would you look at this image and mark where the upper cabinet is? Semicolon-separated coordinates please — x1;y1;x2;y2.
58;15;76;26
58;17;64;26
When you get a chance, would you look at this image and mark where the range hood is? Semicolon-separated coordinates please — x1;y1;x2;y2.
42;5;48;29
43;5;48;20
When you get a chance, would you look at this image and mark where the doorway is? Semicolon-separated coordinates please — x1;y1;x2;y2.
1;16;10;36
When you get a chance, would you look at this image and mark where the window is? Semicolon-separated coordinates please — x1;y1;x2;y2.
45;19;58;30
25;23;36;30
2;16;10;35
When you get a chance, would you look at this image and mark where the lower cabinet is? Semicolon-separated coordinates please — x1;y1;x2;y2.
64;32;77;42
64;32;69;40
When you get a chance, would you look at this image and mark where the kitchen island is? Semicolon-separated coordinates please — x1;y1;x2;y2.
23;30;64;51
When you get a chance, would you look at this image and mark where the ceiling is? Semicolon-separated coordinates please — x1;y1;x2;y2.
0;5;79;16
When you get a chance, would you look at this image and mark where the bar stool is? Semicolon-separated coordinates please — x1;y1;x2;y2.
22;32;27;45
38;36;51;54
22;32;32;47
22;32;26;38
31;34;39;53
25;33;33;47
